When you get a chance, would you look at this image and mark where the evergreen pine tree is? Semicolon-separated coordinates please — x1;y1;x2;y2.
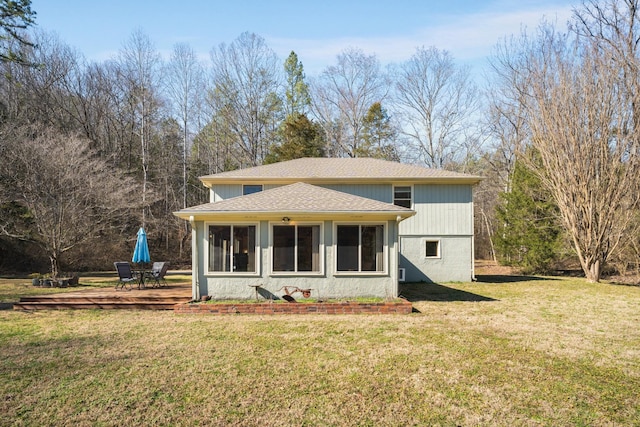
495;159;564;273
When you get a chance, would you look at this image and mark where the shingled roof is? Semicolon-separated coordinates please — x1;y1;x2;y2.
175;182;415;219
200;157;482;185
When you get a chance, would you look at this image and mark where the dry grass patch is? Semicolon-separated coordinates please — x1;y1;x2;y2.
1;276;639;425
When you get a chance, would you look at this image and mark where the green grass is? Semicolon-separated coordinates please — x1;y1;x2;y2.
1;275;639;426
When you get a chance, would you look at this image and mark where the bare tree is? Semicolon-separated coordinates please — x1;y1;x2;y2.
164;43;204;256
164;43;204;209
310;48;388;158
492;19;640;282
393;46;479;169
0;126;138;277
118;29;162;228
208;32;282;167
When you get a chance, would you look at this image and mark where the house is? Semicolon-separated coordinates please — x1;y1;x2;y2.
174;157;482;300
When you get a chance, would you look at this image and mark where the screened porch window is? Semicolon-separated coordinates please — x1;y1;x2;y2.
208;225;256;273
272;224;320;273
336;224;384;272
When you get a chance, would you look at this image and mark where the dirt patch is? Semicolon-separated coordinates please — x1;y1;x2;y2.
475;260;520;276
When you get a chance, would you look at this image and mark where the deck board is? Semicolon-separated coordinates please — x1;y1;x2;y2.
13;283;192;310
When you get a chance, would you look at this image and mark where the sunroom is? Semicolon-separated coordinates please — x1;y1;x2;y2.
174;182;415;300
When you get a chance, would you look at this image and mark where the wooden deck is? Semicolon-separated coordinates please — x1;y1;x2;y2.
13;283;192;310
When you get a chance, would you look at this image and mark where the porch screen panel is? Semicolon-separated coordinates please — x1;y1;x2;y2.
273;226;295;271
361;225;384;272
233;225;256;272
337;225;359;271
209;225;231;272
297;225;320;272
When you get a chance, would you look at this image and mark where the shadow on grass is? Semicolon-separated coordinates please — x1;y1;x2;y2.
399;282;497;303
474;274;551;283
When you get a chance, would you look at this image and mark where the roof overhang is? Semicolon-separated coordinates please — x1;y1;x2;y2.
200;176;483;188
174;210;415;222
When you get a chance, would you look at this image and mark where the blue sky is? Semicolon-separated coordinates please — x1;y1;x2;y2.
31;0;576;76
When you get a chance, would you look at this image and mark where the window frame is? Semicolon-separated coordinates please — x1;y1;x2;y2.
333;222;387;276
393;185;412;208
269;222;324;276
424;239;441;259
204;222;260;276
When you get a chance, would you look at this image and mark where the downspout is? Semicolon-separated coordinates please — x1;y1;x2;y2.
395;215;402;298
471;190;477;282
189;216;200;300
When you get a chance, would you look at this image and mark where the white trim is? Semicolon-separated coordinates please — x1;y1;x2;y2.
424;238;441;259
333;221;388;275
203;221;261;276
268;221;324;276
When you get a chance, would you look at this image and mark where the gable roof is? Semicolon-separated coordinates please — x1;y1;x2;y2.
200;157;482;186
174;182;415;220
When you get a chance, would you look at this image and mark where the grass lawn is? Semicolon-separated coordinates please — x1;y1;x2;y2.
1;275;639;426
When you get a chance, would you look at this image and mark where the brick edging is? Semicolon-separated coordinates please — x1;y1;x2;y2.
174;300;413;315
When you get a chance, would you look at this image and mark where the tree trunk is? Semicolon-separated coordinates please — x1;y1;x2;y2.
585;259;602;283
49;254;59;279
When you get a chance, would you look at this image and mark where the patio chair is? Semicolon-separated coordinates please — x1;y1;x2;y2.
148;261;169;287
114;262;137;291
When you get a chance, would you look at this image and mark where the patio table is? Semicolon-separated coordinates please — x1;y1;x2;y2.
135;270;151;289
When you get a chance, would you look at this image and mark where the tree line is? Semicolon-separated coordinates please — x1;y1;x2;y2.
1;0;639;283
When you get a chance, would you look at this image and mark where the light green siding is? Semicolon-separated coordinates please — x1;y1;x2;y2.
210;184;241;202
321;184;391;203
399;184;473;236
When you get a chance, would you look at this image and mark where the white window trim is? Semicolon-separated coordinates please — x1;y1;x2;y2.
393;184;413;208
204;221;261;276
269;221;324;276
424;238;441;259
333;221;388;276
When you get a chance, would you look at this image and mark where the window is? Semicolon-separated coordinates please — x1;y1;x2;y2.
272;224;321;273
336;224;384;273
243;185;263;195
393;186;412;208
208;224;257;273
425;240;440;258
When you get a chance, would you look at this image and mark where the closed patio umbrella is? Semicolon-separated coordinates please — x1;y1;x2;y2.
132;227;150;264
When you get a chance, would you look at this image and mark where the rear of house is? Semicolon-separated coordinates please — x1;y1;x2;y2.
174;158;481;300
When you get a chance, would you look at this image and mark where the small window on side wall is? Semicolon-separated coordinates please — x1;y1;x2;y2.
393;186;412;208
425;240;440;258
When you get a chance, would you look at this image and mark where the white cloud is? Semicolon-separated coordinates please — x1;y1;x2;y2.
266;4;574;76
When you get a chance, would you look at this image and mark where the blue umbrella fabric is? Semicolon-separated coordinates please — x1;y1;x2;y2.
132;227;151;264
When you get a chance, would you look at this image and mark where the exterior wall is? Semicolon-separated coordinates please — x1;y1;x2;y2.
399;184;473;236
210;183;392;203
210;184;242;202
322;184;391;203
192;219;399;300
399;235;473;283
398;184;474;283
206;182;475;285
